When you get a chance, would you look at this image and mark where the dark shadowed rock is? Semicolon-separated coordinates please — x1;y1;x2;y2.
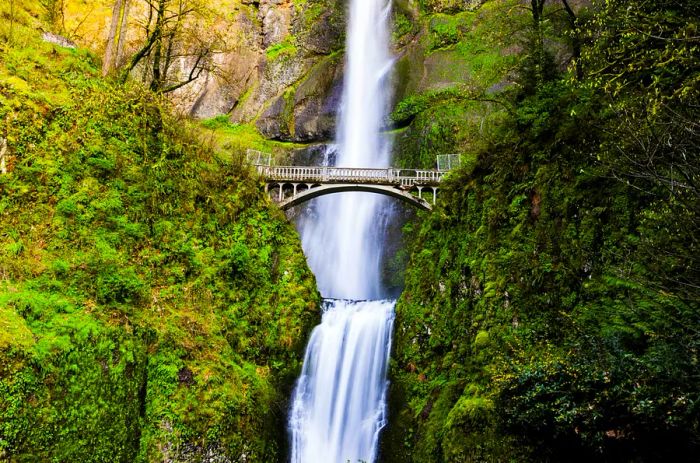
256;95;291;140
293;54;344;142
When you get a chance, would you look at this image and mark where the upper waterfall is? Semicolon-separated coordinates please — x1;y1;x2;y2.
298;0;394;300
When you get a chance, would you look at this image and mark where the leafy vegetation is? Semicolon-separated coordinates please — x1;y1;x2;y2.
2;0;699;462
266;37;299;61
391;0;524;172
385;0;700;461
0;14;319;463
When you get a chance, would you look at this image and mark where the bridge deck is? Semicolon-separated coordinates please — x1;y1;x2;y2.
257;166;444;187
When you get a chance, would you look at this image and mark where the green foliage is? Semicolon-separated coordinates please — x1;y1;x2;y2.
385;1;700;458
392;89;509;170
391;88;464;125
0;28;319;462
392;10;415;42
200;115;303;160
427;14;465;50
418;0;484;15
581;0;700;111
390;1;522;170
266;37;298;61
0;290;146;462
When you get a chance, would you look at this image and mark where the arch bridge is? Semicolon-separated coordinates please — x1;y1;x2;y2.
256;165;445;211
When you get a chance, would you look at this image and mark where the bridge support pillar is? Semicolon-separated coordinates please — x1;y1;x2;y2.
293;183;298;196
417;186;423;199
432;187;437;204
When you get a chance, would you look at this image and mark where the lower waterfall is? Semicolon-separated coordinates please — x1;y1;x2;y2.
289;300;394;463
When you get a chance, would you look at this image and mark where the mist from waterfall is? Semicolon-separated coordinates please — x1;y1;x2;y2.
288;0;396;461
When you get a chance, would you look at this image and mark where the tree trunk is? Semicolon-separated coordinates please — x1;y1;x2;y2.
0;138;7;175
531;0;547;86
150;0;167;91
560;0;582;79
103;0;130;76
115;0;131;68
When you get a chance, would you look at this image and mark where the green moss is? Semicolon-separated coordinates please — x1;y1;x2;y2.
427;13;471;50
388;74;700;461
393;10;415;42
0;307;34;350
283;86;296;138
392;93;508;170
201;115;304;161
0;26;319;462
473;330;490;348
266;37;298;61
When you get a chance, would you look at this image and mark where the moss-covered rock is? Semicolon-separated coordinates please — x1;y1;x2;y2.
389;1;523;168
384;1;700;461
230;0;346;142
0;26;319;463
256;52;343;142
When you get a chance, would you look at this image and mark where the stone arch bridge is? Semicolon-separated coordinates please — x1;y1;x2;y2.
256;165;445;211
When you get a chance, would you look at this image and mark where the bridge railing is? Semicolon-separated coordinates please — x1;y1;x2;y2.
258;166;444;186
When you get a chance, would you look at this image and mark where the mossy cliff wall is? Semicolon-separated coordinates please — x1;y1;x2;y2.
0;16;319;462
382;0;700;462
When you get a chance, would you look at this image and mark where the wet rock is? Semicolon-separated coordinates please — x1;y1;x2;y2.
292;53;344;141
254;52;343;142
291;143;336;165
256;94;290;139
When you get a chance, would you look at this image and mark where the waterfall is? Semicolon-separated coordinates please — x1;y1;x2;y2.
288;0;395;461
289;300;394;463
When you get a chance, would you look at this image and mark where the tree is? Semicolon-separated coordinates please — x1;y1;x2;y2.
511;0;588;94
529;0;548;86
120;0;221;93
103;0;131;76
560;0;582;79
580;0;700;301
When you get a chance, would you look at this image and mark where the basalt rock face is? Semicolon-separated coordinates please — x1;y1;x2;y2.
254;52;344;141
175;0;346;143
387;0;591;170
387;0;523;170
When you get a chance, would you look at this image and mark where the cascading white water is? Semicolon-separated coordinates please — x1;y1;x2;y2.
288;0;395;461
289;300;394;463
298;0;394;300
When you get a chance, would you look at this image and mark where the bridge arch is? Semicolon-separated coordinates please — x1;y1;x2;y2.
278;183;433;211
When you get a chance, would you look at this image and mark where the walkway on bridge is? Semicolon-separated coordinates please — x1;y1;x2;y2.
256;165;447;211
